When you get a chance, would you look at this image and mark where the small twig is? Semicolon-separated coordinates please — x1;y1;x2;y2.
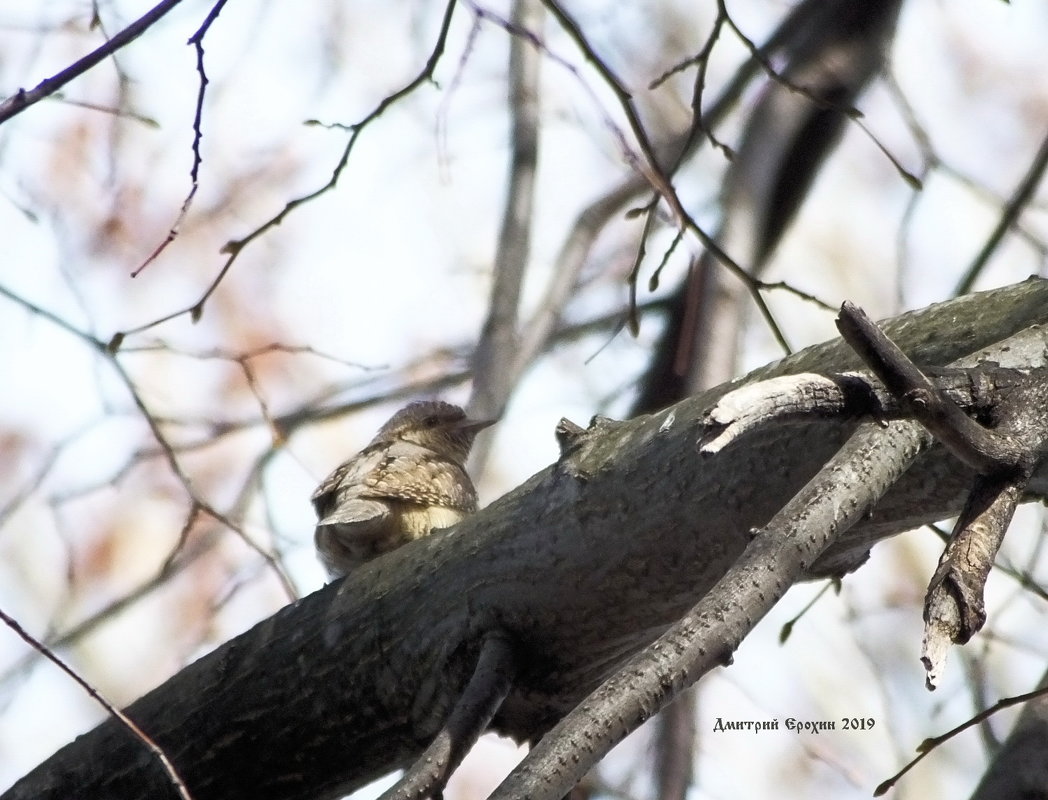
113;0;458;336
0;283;299;601
0;606;193;800
132;0;230;277
955;128;1048;296
0;0;186;125
754;280;837;312
539;0;688;228
717;0;919;189
874;685;1048;796
378;632;517;800
537;0;793;357
778;580;839;644
624;203;664;336
518;0;826;377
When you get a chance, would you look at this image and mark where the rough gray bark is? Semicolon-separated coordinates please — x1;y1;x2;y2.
5;278;1048;800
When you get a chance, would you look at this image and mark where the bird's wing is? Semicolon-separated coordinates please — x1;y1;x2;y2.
310;446;387;517
314;441;477;512
358;441;478;510
313;496;394;578
315;497;391;533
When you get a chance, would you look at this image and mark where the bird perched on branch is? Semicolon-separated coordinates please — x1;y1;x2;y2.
312;400;494;578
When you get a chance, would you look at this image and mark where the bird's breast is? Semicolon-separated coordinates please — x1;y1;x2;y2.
390;503;469;540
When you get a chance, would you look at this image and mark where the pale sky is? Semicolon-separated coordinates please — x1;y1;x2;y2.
1;1;1047;797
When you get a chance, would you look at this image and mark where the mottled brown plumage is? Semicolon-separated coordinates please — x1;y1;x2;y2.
312;401;493;578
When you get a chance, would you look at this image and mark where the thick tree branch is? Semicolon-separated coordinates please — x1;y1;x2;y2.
6;279;1048;800
491;414;927;800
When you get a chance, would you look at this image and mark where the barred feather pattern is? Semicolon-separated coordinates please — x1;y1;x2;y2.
312;401;490;577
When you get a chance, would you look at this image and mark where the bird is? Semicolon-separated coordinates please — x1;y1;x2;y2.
312;400;494;578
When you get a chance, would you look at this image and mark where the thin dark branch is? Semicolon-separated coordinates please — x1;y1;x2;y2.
113;0;458;337
132;0;230;277
874;685;1048;797
0;283;298;601
624;202;664;336
540;0;688;227
716;0;918;190
0;606;193;800
518;0;832;376
0;506;207;688
0;0;186;125
540;0;792;355
955;127;1048;296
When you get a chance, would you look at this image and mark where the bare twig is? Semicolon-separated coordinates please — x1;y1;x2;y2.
0;0;186;125
0;606;193;800
874;685;1048;797
112;0;459;337
537;0;792;354
517;0;836;388
540;0;688;228
132;0;231;277
0;515;216;690
0;283;299;601
955;128;1048;296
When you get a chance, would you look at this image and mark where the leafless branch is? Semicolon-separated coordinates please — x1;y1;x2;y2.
468;0;544;468
0;606;193;800
111;0;459;338
955;128;1048;295
875;684;1048;797
0;0;186;125
132;0;230;277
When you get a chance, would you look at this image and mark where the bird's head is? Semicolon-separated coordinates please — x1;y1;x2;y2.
375;400;495;463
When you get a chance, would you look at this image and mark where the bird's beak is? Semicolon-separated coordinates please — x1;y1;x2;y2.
453;417;497;434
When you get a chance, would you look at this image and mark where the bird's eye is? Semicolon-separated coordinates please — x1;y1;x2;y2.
423;415;440;426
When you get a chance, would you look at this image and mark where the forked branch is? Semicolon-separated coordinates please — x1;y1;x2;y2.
378;633;517;800
836;301;1048;687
